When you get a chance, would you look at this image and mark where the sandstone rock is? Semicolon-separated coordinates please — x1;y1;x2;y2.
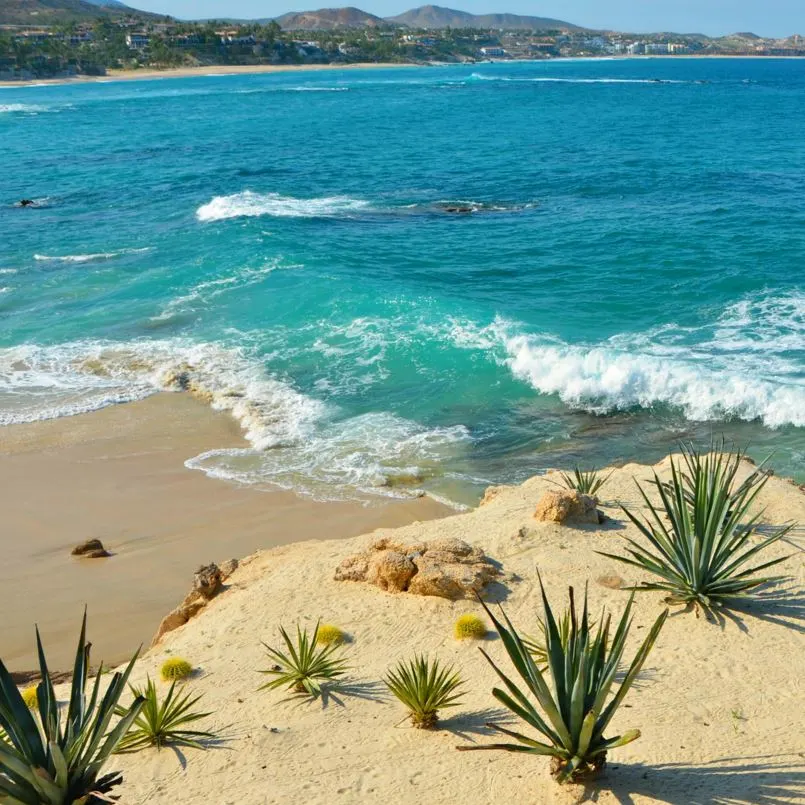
219;558;239;580
533;489;599;525
479;485;511;506
152;563;228;646
193;563;223;598
335;537;499;600
334;554;370;583
366;550;417;592
71;539;111;558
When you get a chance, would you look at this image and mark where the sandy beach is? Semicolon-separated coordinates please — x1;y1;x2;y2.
44;454;804;804
0;61;418;88
0;393;451;672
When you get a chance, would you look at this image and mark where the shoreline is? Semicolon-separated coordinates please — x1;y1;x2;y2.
0;61;418;88
2;54;802;88
0;393;453;673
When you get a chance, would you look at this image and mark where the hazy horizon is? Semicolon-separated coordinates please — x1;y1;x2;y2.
124;0;803;38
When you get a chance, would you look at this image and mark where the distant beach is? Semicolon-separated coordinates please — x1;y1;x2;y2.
0;61;418;88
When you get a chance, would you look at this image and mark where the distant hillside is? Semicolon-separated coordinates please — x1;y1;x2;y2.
273;6;385;30
0;0;163;24
386;4;581;30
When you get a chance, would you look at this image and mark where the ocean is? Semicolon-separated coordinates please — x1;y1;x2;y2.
2;58;804;506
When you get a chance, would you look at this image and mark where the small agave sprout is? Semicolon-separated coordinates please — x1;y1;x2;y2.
458;580;667;784
116;677;215;752
385;655;464;729
260;622;349;699
600;447;793;615
554;467;612;499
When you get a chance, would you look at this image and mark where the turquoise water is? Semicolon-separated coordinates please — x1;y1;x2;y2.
2;58;804;505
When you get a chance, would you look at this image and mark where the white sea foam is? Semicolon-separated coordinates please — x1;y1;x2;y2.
0;269;17;275
469;73;682;85
196;191;371;222
0;338;469;501
284;86;349;92
186;411;469;501
33;248;152;264
155;259;302;320
0;103;48;114
446;294;805;429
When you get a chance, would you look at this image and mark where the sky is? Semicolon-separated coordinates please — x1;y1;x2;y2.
129;0;803;37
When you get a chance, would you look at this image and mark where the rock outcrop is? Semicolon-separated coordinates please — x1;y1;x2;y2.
335;536;498;600
71;539;111;558
152;559;239;646
533;489;600;525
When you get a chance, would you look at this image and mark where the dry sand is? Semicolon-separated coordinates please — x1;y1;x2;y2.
79;456;804;805
0;393;451;672
0;62;417;88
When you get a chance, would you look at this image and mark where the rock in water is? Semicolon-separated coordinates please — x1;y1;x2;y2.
533;489;600;525
71;539;111;558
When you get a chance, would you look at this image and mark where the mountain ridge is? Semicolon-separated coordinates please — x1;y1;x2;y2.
385;4;581;31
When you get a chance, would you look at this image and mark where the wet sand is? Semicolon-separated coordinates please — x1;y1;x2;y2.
0;393;452;672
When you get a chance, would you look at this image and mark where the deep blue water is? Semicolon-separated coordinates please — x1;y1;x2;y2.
1;58;804;505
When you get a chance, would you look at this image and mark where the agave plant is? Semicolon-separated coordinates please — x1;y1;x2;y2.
259;622;348;699
553;467;611;499
458;582;667;783
116;677;214;752
385;655;464;729
600;449;793;614
667;441;771;513
0;613;144;804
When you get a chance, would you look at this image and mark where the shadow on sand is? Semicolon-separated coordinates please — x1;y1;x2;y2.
577;755;805;805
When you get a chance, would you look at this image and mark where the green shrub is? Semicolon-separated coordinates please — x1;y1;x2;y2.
385;655;464;729
0;613;143;804
458;581;667;783
315;624;346;646
19;687;37;711
259;622;348;699
454;614;487;640
116;678;214;752
600;447;793;614
160;657;193;682
553;467;611;498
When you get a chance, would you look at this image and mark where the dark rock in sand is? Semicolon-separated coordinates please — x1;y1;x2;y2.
71;539;111;558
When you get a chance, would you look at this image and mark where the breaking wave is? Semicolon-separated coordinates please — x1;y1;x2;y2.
469;73;684;85
0;339;470;501
0;103;49;114
33;248;152;264
448;293;805;429
196;191;371;221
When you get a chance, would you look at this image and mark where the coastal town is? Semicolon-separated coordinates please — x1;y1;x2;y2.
1;3;804;80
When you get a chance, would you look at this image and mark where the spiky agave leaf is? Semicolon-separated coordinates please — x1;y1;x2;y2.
259;622;348;699
458;579;667;784
385;655;464;729
668;440;771;512
0;611;144;805
600;447;793;614
116;677;215;752
553;467;612;499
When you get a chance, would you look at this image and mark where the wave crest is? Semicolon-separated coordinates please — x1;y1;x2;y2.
196;191;371;222
33;248;152;264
